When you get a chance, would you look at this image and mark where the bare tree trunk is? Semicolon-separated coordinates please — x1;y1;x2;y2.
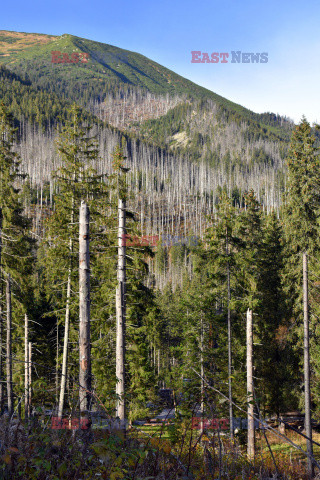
58;261;71;418
28;342;32;417
56;321;59;402
0;302;2;414
226;238;233;439
0;207;2;413
58;192;74;418
24;314;29;420
247;308;254;460
116;197;126;429
303;253;314;478
200;315;204;437
6;275;13;416
79;202;91;416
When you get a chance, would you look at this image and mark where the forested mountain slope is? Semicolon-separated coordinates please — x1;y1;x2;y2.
0;30;281;119
0;30;293;133
0;64;97;129
0;30;296;239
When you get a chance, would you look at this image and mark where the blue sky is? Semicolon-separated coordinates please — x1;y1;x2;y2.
2;0;319;123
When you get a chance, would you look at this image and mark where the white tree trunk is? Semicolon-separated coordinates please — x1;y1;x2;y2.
56;321;59;402
6;275;13;416
58;194;74;419
303;253;314;477
24;314;29;420
247;308;254;460
79;202;91;415
226;239;233;439
116;197;126;428
0;301;2;413
200;315;204;437
0;208;3;411
28;341;32;416
57;261;71;418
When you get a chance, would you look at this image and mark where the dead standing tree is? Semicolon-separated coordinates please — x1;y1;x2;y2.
113;146;128;431
200;314;204;437
24;314;29;420
6;274;13;416
79;201;91;420
28;341;32;416
116;194;126;428
226;226;233;439
57;235;72;419
58;190;75;420
0;207;2;412
303;252;314;478
247;308;254;460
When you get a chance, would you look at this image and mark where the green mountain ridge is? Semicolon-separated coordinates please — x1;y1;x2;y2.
0;30;292;135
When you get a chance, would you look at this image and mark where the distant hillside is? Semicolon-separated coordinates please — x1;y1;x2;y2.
0;30;292;134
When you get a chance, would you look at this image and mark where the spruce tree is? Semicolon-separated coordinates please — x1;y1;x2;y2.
283;117;320;313
235;189;262;311
283;118;320;448
255;211;289;415
206;192;238;435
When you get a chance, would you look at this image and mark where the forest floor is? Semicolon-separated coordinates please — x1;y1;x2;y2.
262;429;320;461
134;420;320;479
1;413;319;479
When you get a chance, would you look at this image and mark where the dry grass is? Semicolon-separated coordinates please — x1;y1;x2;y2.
0;30;57;56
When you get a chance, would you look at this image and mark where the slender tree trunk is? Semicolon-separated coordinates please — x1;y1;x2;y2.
6;275;13;416
24;314;29;420
28;341;32;417
303;253;314;477
0;207;2;413
58;261;71;418
0;302;2;414
56;321;59;402
226;234;233;439
116;197;126;429
247;308;254;460
79;202;91;415
58;195;74;418
200;315;204;437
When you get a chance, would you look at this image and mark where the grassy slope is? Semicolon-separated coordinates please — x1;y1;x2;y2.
0;30;57;56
